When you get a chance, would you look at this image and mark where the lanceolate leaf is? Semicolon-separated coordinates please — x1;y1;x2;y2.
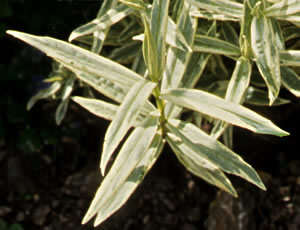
150;0;169;79
162;2;197;90
7;31;143;88
55;98;69;126
82;116;160;226
72;96;147;126
101;79;156;175
245;86;290;106
72;96;118;121
160;88;289;136
251;15;281;105
280;50;300;66
189;9;239;21
186;0;243;18
60;63;157;117
211;56;251;139
280;66;300;97
27;81;61;110
193;35;241;57
166;119;266;191
166;21;216;119
265;0;300;17
69;3;133;42
166;132;237;197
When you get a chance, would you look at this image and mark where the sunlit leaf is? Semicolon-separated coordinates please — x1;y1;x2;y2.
186;0;243;18
7;31;142;88
167;119;266;191
265;0;300;17
251;15;281;105
166;132;237;197
280;50;300;66
82;116;160;226
69;3;133;42
101;79;156;175
160;88;289;136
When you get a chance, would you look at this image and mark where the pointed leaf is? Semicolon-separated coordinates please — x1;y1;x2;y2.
160;88;289;136
101;79;156;175
6;31;143;88
162;2;197;90
27;81;61;110
245;86;290;106
280;50;300;66
190;9;239;21
193;35;241;57
251;15;281;105
186;0;243;18
265;0;300;17
55;98;69;126
211;56;251;139
167;119;266;191
150;0;169;79
69;3;133;42
82;116;160;226
280;66;300;97
166;132;237;197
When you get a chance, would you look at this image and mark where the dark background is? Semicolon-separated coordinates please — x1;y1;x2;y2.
1;1;300;230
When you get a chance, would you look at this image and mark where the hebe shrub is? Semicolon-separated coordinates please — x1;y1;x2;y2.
7;0;300;227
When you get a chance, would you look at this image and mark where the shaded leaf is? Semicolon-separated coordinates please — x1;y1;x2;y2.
280;50;300;66
55;98;69;126
193;35;241;57
245;86;290;106
27;81;61;110
280;66;300;97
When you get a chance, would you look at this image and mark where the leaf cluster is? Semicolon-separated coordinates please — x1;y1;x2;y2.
7;0;300;227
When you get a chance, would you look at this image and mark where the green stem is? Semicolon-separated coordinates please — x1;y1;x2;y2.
152;85;166;132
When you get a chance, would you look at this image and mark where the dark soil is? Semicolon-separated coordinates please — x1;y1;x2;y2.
2;1;300;230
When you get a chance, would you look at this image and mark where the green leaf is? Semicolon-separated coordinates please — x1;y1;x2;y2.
280;50;300;66
166;132;237;197
211;56;251;139
150;0;169;80
251;15;281;105
189;9;239;21
6;31;143;88
265;0;300;17
193;35;241;57
27;81;61;110
55;98;69;126
101;79;156;175
186;0;243;18
245;86;290;106
275;14;300;24
167;119;266;191
166;21;216;119
280;66;300;97
69;3;133;42
161;2;197;90
82;116;160;226
72;96;118;121
160;88;289;136
225;56;251;103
